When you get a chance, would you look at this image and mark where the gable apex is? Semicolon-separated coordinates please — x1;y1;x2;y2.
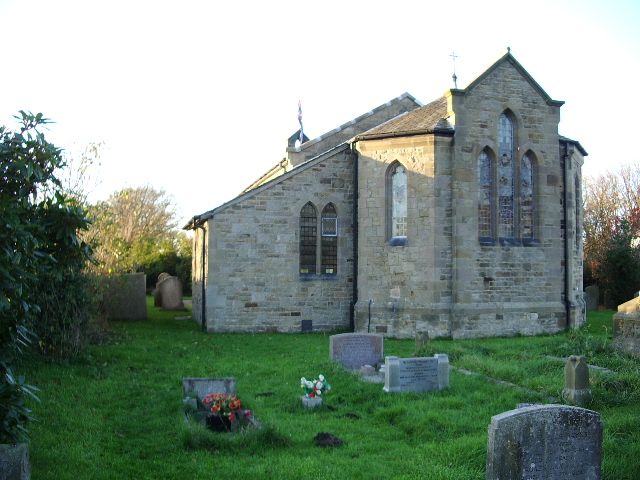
457;51;564;107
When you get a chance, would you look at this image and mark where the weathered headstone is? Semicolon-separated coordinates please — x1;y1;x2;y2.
486;404;602;480
383;354;449;393
613;296;640;357
101;273;147;320
330;333;383;370
563;355;591;405
0;444;30;480
182;377;236;402
415;331;429;351
154;272;171;306
158;276;184;310
585;285;599;311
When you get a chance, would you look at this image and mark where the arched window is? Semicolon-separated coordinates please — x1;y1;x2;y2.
387;162;408;244
321;203;338;275
575;175;581;249
478;149;494;241
299;202;317;274
520;152;535;241
498;113;515;239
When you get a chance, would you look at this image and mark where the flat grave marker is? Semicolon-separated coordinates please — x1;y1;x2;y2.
330;333;383;370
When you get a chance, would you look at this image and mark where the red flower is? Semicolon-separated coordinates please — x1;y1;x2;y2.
229;399;241;411
211;404;220;413
229;412;236;423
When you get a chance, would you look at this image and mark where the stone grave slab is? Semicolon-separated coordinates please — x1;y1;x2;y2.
158;276;184;310
486;404;602;480
330;333;383;370
182;377;236;402
383;355;449;393
613;297;640;357
563;355;591;405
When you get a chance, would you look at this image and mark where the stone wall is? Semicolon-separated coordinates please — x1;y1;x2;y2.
203;146;354;332
354;58;583;338
354;134;453;338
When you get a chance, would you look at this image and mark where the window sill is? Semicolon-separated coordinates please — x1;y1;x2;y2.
299;273;338;281
479;237;540;247
388;236;408;247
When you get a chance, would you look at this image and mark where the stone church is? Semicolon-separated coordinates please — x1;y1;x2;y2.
185;51;586;339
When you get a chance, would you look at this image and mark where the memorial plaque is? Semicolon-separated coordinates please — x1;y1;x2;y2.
486;404;602;480
330;333;383;370
182;377;236;402
383;355;446;393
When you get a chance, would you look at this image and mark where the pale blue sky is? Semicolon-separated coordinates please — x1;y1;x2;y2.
1;0;638;225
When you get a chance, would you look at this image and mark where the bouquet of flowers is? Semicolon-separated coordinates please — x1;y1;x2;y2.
300;374;331;398
202;393;252;431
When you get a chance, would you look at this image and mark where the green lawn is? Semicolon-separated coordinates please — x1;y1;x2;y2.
19;301;640;479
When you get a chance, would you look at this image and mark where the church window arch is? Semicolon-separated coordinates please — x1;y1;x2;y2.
575;175;581;250
321;203;338;275
299;202;317;274
498;112;515;240
478;148;495;243
519;151;536;241
386;161;408;245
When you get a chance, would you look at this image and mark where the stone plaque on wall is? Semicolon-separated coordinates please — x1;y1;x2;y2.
329;333;383;369
486;404;602;480
383;355;449;393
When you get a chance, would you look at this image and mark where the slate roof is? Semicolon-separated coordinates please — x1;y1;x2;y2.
354;96;452;140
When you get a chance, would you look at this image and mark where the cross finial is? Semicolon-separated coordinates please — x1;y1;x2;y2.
450;51;460;89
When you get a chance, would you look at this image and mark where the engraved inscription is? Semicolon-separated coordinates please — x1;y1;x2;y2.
330;333;383;369
398;358;439;392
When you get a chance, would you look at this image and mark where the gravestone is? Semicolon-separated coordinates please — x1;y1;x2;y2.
101;273;147;320
563;355;591;405
153;272;171;306
613;296;640;357
330;333;383;370
584;285;599;311
486;404;602;480
0;444;30;480
158;276;184;310
415;331;429;351
383;354;449;393
182;377;236;402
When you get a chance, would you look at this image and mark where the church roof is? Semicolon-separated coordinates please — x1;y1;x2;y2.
353;96;453;141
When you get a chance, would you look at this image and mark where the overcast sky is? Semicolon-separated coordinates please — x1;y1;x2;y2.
1;0;639;226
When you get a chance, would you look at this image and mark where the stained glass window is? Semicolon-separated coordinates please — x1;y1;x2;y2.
478;150;493;239
391;164;407;238
520;153;534;240
321;203;337;275
498;113;514;239
299;202;317;274
575;176;581;249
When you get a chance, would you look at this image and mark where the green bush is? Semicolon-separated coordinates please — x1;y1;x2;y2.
0;112;93;441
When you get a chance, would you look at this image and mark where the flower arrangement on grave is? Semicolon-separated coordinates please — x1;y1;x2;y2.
300;374;331;398
202;393;253;432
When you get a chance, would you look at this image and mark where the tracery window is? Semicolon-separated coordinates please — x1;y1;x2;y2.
387;162;408;243
477;112;539;245
478;149;494;241
299;202;317;274
498;113;515;239
575;176;581;249
321;203;338;275
520;153;535;240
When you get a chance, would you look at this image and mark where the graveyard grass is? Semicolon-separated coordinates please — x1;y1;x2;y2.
20;302;640;479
